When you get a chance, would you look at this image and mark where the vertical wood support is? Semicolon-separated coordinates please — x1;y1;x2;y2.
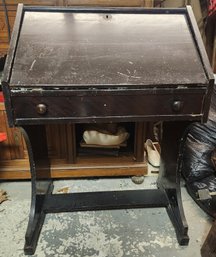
21;125;53;255
157;121;189;245
66;123;76;164
134;122;146;162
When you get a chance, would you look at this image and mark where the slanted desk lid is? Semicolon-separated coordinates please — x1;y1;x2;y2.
9;7;210;88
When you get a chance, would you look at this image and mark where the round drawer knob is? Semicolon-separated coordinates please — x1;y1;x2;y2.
36;104;47;115
172;100;182;112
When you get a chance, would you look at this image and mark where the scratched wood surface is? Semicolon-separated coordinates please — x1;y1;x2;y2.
10;11;207;87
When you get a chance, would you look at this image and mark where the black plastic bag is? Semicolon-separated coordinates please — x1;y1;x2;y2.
181;122;216;183
180;78;216;217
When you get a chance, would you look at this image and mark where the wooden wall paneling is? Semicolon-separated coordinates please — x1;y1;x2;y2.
66;124;76;164
21;133;28;159
0;104;25;160
0;104;11;160
0;44;8;57
134;122;146;162
59;124;67;158
65;0;152;7
50;124;61;158
0;11;14;45
5;123;25;160
46;124;61;158
46;124;67;159
2;0;60;5
142;0;154;7
45;124;54;157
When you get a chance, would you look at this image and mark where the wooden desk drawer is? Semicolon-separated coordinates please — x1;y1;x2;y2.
12;90;205;123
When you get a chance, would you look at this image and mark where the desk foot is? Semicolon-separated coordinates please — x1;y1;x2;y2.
165;188;189;245
21;125;53;255
24;183;53;255
24;208;46;255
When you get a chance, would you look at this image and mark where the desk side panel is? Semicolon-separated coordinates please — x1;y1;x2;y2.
2;4;24;127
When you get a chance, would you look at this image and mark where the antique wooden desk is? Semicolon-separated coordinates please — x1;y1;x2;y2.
2;4;214;255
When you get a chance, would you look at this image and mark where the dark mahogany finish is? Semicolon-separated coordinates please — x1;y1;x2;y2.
2;4;214;255
12;89;205;123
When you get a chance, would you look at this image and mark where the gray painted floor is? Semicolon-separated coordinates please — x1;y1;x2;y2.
0;176;212;257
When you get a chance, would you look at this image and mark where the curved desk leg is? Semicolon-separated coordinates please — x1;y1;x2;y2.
21;125;53;255
157;121;189;245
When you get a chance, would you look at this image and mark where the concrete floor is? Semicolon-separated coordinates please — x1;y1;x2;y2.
0;175;212;257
